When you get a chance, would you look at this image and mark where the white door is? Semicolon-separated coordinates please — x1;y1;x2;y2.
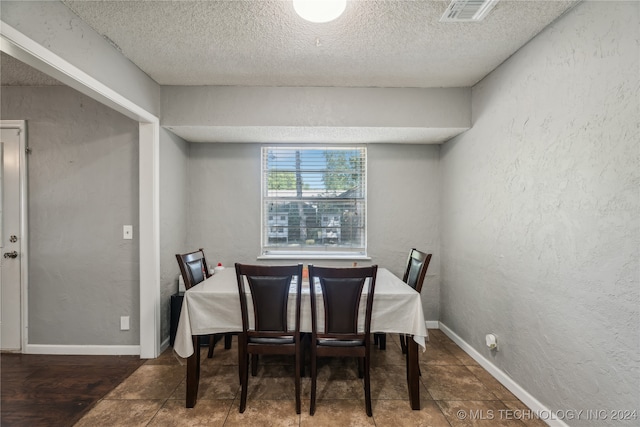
1;122;26;351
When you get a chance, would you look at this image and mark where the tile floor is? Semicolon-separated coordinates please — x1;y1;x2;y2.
74;330;548;426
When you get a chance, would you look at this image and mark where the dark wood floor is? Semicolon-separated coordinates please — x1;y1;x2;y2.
1;353;145;427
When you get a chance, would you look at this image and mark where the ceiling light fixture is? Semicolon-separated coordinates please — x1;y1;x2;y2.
293;0;346;23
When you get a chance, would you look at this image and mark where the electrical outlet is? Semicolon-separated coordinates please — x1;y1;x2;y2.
120;316;130;330
123;225;133;240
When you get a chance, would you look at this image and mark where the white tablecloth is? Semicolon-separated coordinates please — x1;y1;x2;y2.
174;267;427;358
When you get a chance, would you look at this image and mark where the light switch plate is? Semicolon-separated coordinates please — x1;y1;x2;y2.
123;225;133;240
120;316;130;330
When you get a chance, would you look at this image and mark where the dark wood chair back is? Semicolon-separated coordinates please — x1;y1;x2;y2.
236;264;303;339
307;264;378;417
175;248;210;290
402;248;432;293
234;263;304;414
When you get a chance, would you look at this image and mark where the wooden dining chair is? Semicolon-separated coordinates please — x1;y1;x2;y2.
374;248;432;352
175;248;233;358
308;264;378;417
235;263;304;414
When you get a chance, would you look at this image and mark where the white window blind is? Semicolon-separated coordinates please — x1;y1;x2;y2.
261;146;367;257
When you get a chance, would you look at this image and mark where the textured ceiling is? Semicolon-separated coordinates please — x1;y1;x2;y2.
1;0;578;143
58;0;578;88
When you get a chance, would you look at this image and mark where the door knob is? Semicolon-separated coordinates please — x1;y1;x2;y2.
3;251;18;259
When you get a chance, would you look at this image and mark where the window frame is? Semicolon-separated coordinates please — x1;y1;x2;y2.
259;145;369;260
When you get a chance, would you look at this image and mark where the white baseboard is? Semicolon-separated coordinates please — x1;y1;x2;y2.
160;336;170;354
425;320;440;329
438;322;568;427
25;344;140;356
24;337;170;358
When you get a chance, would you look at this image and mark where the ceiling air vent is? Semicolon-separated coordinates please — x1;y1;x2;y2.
440;0;499;22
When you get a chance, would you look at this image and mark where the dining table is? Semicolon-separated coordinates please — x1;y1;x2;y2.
173;266;428;409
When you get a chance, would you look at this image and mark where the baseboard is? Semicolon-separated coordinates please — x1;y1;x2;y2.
25;344;140;356
25;338;170;358
438;322;568;427
160;336;170;354
425;320;440;329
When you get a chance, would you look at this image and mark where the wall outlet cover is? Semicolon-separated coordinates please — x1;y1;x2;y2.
123;225;133;240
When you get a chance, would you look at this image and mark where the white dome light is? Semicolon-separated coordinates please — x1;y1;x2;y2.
293;0;347;23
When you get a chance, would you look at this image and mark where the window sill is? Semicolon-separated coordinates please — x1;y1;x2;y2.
257;254;371;261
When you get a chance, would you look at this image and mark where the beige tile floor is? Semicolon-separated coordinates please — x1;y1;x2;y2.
74;330;547;426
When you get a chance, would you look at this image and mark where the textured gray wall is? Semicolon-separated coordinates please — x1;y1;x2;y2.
1;86;140;345
368;144;440;320
159;128;189;342
439;1;639;422
186;143;441;320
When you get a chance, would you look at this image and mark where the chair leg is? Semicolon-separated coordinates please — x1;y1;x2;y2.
207;334;216;358
399;334;407;354
364;352;372;417
373;332;386;350
251;354;259;376
357;357;364;378
239;342;249;413
310;349;317;415
294;345;301;414
300;334;308;378
224;333;232;349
